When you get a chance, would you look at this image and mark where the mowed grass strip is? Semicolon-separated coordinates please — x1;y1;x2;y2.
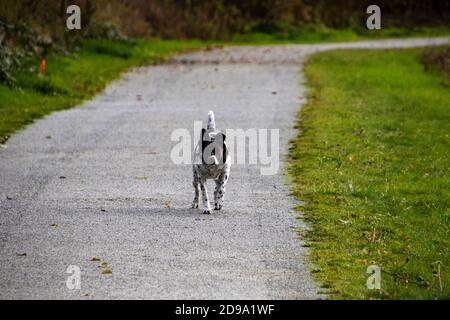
0;39;206;143
231;26;450;45
289;48;450;299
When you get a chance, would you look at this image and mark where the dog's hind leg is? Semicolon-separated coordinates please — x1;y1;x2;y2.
200;178;211;214
192;169;200;209
214;170;229;211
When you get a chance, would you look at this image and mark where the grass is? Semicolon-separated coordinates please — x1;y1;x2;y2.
231;26;450;44
0;39;206;143
289;48;450;299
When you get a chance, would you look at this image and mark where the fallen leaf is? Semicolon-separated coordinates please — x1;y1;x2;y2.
98;262;109;268
16;253;27;257
91;257;101;262
102;269;113;274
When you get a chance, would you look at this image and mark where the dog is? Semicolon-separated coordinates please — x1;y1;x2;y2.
192;111;231;214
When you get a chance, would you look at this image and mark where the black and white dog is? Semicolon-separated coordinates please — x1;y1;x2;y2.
192;111;231;214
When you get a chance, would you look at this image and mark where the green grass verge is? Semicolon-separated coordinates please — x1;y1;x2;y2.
0;39;206;143
231;26;450;44
289;48;450;299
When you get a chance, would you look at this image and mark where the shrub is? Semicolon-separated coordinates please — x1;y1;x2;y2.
422;46;450;81
0;42;19;87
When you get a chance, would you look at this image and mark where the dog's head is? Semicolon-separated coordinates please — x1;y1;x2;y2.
200;128;228;165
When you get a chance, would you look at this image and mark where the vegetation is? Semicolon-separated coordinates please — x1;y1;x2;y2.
2;1;450;41
289;47;450;299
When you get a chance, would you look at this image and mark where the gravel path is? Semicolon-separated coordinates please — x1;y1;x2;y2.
0;37;448;299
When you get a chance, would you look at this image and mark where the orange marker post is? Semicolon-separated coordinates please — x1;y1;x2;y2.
39;58;46;75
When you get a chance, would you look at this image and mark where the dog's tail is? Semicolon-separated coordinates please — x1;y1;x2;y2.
207;111;215;130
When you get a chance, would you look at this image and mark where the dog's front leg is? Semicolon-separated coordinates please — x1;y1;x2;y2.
214;180;223;210
214;181;219;209
200;178;211;214
192;170;200;209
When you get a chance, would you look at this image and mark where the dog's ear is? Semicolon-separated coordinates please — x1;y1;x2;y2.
201;128;208;164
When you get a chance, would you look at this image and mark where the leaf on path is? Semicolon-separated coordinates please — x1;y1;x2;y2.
102;269;113;274
16;253;27;256
98;262;109;268
91;256;101;262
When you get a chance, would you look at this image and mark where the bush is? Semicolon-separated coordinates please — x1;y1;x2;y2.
0;42;20;87
0;18;53;87
84;21;128;42
422;46;450;81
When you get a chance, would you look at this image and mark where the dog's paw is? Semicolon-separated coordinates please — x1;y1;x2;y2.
203;209;211;215
191;203;199;209
214;204;223;211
